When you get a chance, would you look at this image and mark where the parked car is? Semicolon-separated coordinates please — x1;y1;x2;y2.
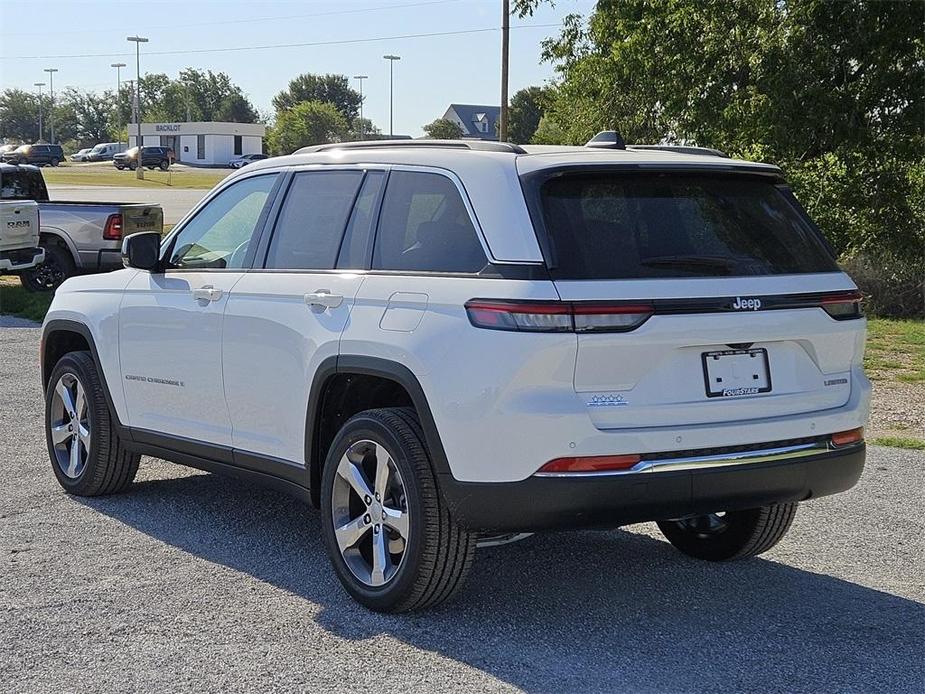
39;136;869;612
113;146;174;171
0;163;163;290
0;144;19;156
1;144;65;167
229;153;268;168
71;148;93;162
0;165;43;274
85;142;127;162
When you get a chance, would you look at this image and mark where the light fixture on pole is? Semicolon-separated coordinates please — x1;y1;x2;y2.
43;68;58;144
111;63;126;146
127;36;149;180
382;55;400;138
353;75;368;139
33;82;45;142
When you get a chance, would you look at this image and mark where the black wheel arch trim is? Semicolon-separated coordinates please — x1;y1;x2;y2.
305;355;454;505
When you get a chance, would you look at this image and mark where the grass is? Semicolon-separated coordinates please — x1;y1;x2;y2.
870;436;925;451
0;278;53;323
43;166;228;190
864;318;925;384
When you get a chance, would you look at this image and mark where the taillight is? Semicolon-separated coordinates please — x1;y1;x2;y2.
465;300;653;333
537;454;641;474
103;213;123;240
820;291;863;320
831;427;864;447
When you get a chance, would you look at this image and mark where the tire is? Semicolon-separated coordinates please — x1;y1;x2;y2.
19;242;75;292
115;165;124;170
657;503;798;561
50;158;60;167
129;162;137;171
45;351;140;496
320;407;476;612
159;160;169;171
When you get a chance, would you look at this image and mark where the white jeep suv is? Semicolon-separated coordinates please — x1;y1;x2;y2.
41;136;870;612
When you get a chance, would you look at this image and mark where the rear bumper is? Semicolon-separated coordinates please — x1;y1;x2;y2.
0;246;44;272
440;442;865;532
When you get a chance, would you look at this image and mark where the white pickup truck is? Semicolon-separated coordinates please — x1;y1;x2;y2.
0;195;43;274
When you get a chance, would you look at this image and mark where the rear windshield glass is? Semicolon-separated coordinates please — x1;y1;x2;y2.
0;170;49;201
536;173;837;279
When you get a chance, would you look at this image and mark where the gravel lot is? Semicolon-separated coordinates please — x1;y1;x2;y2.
2;326;923;693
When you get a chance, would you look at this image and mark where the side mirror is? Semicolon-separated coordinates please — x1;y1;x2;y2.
121;231;162;271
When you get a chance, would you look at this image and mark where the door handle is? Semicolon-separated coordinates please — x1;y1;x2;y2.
192;285;223;302
305;290;344;309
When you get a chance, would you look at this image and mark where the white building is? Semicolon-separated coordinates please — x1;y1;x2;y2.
129;121;266;166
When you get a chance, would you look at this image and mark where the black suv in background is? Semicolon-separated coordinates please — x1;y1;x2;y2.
1;144;65;167
113;146;174;171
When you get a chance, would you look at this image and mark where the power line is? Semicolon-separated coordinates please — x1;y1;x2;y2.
0;0;464;38
0;23;561;61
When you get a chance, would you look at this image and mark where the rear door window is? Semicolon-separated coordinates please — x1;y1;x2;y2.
264;170;364;270
0;169;49;200
373;171;487;273
535;173;838;279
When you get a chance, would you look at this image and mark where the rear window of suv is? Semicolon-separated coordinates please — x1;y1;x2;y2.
534;172;838;279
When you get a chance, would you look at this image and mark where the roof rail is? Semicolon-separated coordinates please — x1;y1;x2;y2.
297;139;527;155
628;144;730;158
585;131;626;149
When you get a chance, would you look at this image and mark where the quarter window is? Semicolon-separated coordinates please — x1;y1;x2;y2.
168;174;278;270
372;171;487;273
264;171;364;270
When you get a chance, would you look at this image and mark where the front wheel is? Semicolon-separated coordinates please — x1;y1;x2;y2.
657;503;798;561
320;408;475;612
45;351;139;495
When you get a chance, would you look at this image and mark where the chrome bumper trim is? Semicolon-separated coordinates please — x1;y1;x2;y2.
534;440;861;478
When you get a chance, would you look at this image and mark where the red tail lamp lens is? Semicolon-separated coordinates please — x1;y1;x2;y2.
103;213;124;240
538;454;641;474
821;291;863;320
465;300;653;333
831;428;864;446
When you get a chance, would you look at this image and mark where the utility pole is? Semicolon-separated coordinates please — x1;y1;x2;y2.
43;68;58;144
499;0;510;142
111;63;126;146
34;82;45;141
383;55;400;138
353;75;368;139
127;35;149;180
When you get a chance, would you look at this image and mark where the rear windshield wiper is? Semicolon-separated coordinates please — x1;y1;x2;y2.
640;255;739;273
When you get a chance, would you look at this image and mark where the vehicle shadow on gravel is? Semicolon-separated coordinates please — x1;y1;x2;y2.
79;467;925;693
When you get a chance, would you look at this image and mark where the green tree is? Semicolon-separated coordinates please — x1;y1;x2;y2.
422;118;464;139
507;86;549;144
530;115;566;144
272;74;361;123
535;0;924;263
268;100;348;154
349;118;382;141
60;88;115;144
0;88;47;142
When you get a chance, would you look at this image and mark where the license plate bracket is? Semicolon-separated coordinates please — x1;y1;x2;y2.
701;348;771;398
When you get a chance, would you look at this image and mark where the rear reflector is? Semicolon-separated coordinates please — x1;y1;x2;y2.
537;454;641;474
831;427;864;447
820;291;863;320
103;213;124;241
465;300;653;333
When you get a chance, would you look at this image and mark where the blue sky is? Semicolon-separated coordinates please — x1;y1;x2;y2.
0;0;594;136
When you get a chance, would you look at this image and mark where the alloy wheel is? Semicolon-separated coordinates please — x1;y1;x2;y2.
331;439;410;587
49;373;91;479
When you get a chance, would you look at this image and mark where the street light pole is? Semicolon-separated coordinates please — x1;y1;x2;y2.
111;63;126;146
383;55;400;138
499;0;510;142
33;82;45;142
127;36;149;180
43;68;58;144
353;75;367;139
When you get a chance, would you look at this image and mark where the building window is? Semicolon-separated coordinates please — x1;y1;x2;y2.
197;135;205;160
234;135;242;155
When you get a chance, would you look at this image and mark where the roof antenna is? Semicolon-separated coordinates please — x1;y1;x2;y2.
585;131;626;149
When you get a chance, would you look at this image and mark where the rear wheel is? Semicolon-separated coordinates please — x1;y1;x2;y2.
129;161;137;171
19;242;74;292
159;160;169;171
45;351;139;496
657;503;798;561
50;158;60;167
320;407;475;612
